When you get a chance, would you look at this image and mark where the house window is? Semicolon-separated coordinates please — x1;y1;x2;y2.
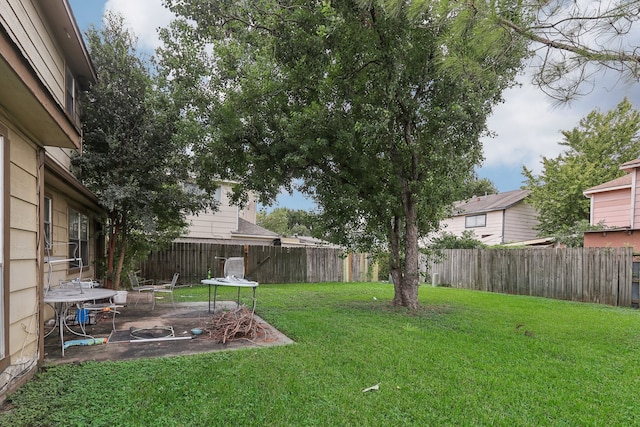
44;196;52;250
68;209;89;269
465;214;486;228
65;68;76;118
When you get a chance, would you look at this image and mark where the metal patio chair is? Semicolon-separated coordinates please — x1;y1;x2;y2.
152;272;179;309
128;272;155;306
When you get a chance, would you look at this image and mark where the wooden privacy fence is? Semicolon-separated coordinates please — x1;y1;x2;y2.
428;247;634;307
138;242;375;284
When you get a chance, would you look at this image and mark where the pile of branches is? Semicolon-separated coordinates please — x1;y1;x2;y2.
207;307;267;344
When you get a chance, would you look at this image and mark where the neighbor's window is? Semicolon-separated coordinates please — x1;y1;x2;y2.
44;196;52;250
465;214;486;228
68;209;89;269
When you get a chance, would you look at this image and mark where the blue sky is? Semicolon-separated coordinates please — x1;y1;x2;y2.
68;0;640;210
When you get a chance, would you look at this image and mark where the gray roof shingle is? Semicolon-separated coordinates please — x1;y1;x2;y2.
452;189;530;216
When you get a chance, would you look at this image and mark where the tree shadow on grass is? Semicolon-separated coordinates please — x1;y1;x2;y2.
339;299;456;318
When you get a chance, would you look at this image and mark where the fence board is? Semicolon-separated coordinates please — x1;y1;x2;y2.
428;247;634;307
138;243;373;285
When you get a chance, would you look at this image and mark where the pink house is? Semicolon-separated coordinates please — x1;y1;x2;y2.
583;158;640;251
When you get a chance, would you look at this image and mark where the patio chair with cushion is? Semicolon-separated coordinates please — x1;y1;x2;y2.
152;272;179;309
128;272;155;306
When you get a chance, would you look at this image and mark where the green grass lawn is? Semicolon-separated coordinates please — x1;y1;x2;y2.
2;282;640;426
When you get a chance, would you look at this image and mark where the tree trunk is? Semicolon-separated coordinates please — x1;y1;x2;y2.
105;215;118;289
391;170;420;309
389;215;404;306
114;240;126;291
403;183;420;308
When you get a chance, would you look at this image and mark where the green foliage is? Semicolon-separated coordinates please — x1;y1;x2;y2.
257;208;317;237
383;0;640;102
75;13;212;288
4;283;640;425
428;230;487;249
376;252;390;280
523;98;640;236
552;219;608;248
158;0;530;306
456;176;498;201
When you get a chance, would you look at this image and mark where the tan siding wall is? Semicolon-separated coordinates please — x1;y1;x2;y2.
238;193;257;224
439;216;465;236
503;202;540;243
0;0;66;107
475;211;504;245
186;184;238;239
7;127;39;363
45;186;99;286
44;147;74;171
433;203;539;246
437;210;504;245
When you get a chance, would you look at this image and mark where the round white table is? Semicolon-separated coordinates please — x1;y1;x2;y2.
44;288;117;356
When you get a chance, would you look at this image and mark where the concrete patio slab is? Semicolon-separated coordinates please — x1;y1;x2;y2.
43;296;293;366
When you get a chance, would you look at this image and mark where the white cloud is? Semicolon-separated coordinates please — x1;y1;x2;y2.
104;0;174;51
481;69;640;177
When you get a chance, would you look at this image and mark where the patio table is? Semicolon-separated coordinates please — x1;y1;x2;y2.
200;277;258;313
44;288;117;356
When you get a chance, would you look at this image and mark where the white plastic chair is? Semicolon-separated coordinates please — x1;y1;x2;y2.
224;257;246;279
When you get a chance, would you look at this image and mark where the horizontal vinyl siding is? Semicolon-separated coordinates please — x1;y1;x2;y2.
474;211;503;245
186;208;237;239
591;188;630;227
44;147;74;171
0;0;65;107
238;195;257;224
45;186;99;286
8;128;39;365
439;216;466;237
439;211;503;245
503;202;540;243
185;184;238;239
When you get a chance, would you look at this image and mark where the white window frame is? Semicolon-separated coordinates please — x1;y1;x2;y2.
68;208;89;270
44;196;52;250
465;214;487;228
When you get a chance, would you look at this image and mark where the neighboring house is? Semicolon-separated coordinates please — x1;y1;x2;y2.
435;189;540;246
0;0;104;398
180;182;280;246
583;159;640;251
180;182;334;247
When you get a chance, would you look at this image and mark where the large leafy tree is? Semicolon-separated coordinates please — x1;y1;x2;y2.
523;98;640;236
158;1;529;308
257;208;316;237
391;0;640;101
75;13;211;289
456;176;498;201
